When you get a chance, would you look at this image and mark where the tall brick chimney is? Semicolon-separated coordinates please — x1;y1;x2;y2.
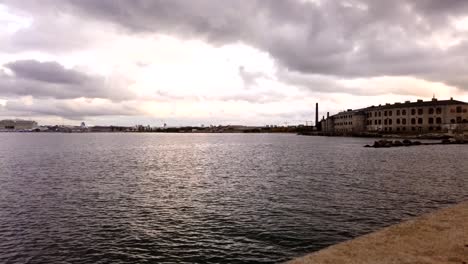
315;103;319;127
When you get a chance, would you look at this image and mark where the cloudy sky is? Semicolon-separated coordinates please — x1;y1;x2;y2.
1;0;468;126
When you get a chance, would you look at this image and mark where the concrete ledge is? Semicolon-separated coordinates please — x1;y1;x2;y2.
288;202;468;264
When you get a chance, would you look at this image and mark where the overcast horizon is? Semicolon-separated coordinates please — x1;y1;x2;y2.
1;0;468;126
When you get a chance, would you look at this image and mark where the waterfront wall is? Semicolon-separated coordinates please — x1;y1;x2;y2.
288;201;468;264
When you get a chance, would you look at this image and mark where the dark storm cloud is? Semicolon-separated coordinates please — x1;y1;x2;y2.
5;60;87;84
0;60;135;100
3;98;141;120
3;0;468;90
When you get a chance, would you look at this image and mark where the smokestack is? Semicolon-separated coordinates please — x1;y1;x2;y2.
315;103;319;126
327;112;330;119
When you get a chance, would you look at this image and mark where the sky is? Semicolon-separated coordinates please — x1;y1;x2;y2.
1;0;468;126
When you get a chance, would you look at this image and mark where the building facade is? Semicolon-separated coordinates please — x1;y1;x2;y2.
331;109;366;134
321;98;468;134
0;119;38;130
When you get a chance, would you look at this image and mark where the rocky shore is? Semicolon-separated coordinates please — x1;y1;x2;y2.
365;139;468;148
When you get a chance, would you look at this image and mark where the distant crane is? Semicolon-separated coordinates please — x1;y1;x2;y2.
291;120;314;127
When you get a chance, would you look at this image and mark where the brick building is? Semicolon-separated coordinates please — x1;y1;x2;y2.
321;98;468;134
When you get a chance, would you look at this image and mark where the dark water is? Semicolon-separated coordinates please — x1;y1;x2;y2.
0;133;467;263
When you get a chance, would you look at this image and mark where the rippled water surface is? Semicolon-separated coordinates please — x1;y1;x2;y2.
0;133;467;263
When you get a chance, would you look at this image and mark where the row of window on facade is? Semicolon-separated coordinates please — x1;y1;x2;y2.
367;117;442;125
366;106;467;118
336;121;353;126
366;116;467;126
337;126;445;133
381;126;443;132
337;115;353;119
335;128;353;132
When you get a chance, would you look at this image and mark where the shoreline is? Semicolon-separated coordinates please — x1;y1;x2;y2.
287;201;468;264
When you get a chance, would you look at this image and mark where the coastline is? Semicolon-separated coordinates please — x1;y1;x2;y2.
287;201;468;264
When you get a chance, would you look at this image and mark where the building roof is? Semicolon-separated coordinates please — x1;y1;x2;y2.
335;108;366;116
0;119;37;123
365;99;468;110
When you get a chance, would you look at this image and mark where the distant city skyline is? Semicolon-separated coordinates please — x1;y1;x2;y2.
1;1;468;126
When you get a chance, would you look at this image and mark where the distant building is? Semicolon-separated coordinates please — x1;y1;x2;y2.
0;119;38;130
90;126;135;132
321;98;468;134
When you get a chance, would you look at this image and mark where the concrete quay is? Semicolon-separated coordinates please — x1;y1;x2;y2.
288;201;468;264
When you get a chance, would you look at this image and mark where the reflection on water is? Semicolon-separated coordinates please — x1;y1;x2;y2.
0;133;467;263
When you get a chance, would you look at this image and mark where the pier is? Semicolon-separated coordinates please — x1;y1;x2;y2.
288;201;468;264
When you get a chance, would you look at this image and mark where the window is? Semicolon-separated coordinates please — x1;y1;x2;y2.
389;127;392;131
418;118;423;124
429;108;434;114
411;118;416;125
451;119;455;124
379;112;381;117
402;119;407;125
428;118;434;124
402;127;406;131
384;119;388;125
402;110;407;115
397;110;400;116
411;109;416;115
384;111;387;116
397;119;401;124
457;116;462;123
456;106;462;113
389;111;393;116
397;127;400;131
411;127;416;131
374;120;378;125
418;109;423;115
436;108;442;114
378;120;382;125
389;119;393;125
436;117;442;124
